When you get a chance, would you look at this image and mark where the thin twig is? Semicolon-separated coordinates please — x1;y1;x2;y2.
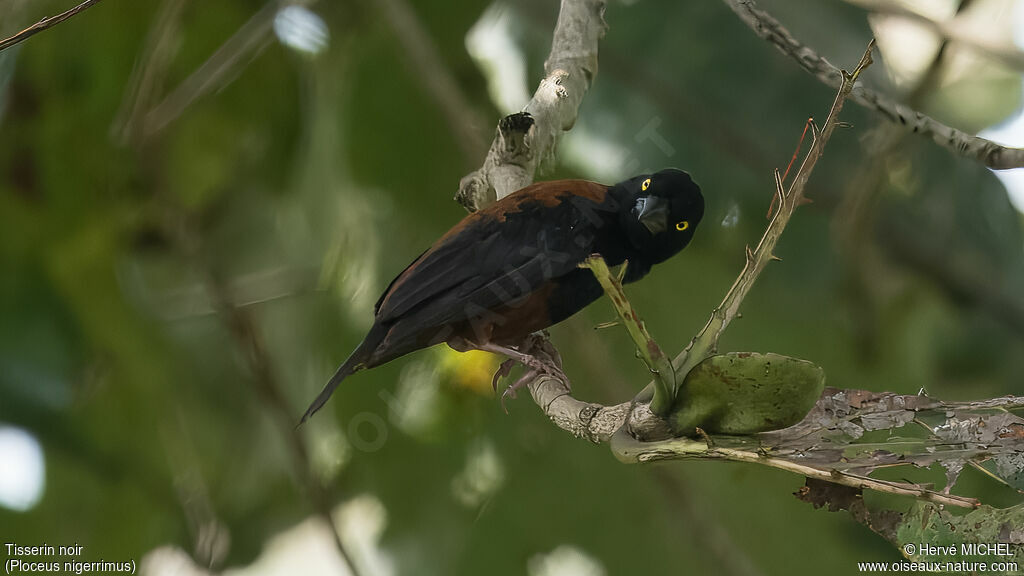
611;431;980;509
0;0;104;53
110;0;189;145
580;255;676;415
720;0;1024;170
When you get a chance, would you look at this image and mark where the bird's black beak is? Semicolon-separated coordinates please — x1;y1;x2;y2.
634;196;668;235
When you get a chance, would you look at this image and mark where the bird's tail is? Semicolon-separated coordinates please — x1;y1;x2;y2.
299;322;388;425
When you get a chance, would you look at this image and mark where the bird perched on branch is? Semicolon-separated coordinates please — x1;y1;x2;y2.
301;168;704;423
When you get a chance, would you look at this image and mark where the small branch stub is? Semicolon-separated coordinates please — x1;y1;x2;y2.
0;0;105;54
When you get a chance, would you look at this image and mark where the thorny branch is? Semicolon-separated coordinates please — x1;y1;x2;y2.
580;256;676;416
0;0;104;54
720;0;1024;170
669;41;875;391
592;43;876;442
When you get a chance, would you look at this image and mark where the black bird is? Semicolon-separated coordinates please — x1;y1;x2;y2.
301;168;704;422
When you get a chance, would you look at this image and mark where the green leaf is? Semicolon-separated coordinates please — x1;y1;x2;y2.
669;352;825;435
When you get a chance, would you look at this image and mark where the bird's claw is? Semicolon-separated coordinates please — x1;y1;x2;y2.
491;358;517;392
500;369;539;414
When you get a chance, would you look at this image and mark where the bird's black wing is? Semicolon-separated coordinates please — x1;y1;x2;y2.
374;181;612;327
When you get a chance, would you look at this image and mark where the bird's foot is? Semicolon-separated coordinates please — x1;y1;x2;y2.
513;335;569;385
472;340;566;384
478;334;570;410
516;353;567;383
498;344;569;412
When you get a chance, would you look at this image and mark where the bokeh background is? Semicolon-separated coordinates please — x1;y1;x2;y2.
3;0;1024;574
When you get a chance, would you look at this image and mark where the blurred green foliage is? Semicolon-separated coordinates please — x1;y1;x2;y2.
1;0;1023;574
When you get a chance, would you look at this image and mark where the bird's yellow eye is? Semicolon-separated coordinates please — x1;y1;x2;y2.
641;178;651;191
676;221;689;231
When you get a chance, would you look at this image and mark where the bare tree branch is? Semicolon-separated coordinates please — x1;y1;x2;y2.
456;0;607;211
720;0;1024;170
446;0;623;440
527;376;629;442
0;0;104;54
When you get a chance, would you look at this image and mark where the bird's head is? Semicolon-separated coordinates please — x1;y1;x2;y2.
617;168;704;263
